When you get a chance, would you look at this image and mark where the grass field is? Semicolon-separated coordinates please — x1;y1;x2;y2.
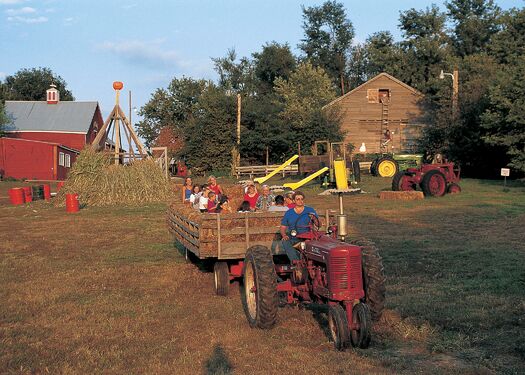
1;177;524;374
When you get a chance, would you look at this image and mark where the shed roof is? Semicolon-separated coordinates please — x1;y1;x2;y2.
4;101;99;133
323;72;424;109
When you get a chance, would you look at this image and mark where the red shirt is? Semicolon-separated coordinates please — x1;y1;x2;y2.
287;203;296;209
207;199;217;212
243;193;259;209
209;184;222;196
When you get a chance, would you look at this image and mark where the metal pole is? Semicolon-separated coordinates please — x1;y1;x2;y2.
114;90;120;165
452;69;459;119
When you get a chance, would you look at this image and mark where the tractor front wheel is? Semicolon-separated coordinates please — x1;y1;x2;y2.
350;303;372;349
213;261;230;296
421;170;447;197
242;245;278;329
376;157;399;178
392;171;415;191
328;304;350;351
447;183;461;194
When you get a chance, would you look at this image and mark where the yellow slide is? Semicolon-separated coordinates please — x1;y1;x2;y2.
334;159;348;190
254;154;299;184
283;167;329;190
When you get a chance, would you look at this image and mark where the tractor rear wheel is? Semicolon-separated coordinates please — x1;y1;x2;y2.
350;303;371;349
392;171;415;191
376;157;399;177
447;183;461;194
213;261;230;296
242;245;278;329
347;239;386;321
328;304;350;351
352;160;361;183
421;170;447;197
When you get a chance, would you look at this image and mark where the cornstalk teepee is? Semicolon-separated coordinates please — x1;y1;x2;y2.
91;81;148;164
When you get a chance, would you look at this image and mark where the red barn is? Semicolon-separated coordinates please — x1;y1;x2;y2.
0;85;105;180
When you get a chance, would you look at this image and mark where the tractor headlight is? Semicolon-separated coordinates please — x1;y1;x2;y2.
300;242;306;250
290;230;297;237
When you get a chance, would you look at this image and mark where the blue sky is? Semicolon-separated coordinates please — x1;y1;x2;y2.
0;0;521;120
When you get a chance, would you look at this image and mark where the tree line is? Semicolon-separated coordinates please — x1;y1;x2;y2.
1;1;524;176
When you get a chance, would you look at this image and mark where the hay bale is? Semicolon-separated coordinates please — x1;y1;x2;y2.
54;149;172;207
378;191;424;200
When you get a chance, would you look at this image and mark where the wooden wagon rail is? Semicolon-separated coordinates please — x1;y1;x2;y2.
235;164;298;179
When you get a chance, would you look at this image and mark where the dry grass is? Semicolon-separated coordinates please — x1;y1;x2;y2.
53;149;171;207
1;176;524;374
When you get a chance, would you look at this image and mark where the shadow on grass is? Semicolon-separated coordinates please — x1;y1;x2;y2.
204;344;233;375
174;241;214;272
302;303;331;343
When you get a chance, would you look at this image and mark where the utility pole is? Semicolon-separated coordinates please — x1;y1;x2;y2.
439;68;459;119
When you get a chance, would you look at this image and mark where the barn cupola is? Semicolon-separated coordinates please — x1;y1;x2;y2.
46;83;59;104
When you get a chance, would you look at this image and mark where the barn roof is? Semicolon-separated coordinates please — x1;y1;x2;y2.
323;72;424;109
4;101;99;133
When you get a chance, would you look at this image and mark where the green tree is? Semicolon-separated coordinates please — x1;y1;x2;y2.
252;42;296;94
212;49;255;95
136;77;207;147
398;5;449;91
1;67;74;101
481;56;525;173
274;62;341;152
299;0;354;95
446;0;500;57
489;7;525;64
362;31;404;80
0;102;8;136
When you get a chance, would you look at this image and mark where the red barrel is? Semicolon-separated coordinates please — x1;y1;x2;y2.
65;193;79;213
9;188;25;205
57;181;65;192
22;186;32;203
43;184;51;200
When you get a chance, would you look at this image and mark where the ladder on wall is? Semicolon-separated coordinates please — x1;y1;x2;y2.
380;98;390;152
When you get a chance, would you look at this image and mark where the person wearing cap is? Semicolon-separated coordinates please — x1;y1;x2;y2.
255;185;275;211
279;191;318;261
243;183;259;211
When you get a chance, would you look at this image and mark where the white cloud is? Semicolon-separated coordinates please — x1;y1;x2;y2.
5;6;36;15
7;15;48;23
96;39;191;69
122;3;137;10
0;72;6;80
63;16;74;25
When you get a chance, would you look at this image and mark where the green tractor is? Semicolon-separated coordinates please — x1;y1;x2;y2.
370;153;423;178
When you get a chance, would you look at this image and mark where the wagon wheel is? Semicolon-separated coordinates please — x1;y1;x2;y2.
328;304;350;351
447;183;461;194
352;160;361;183
421;170;447;197
241;245;278;329
392;171;415;191
376;157;399;178
213;261;230;296
350;303;371;349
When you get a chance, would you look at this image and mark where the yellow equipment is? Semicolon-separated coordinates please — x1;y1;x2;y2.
254;154;299;184
283;167;329;190
333;159;348;190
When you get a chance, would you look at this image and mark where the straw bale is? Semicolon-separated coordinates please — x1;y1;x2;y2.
53;149;172;207
378;191;424;200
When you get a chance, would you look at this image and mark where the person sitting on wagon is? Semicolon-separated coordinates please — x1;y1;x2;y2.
207;175;223;198
182;177;193;203
243;183;259;211
255;185;275;211
215;195;232;213
268;195;288;212
279;191;318;262
207;191;218;213
284;192;295;209
199;187;210;213
189;185;201;210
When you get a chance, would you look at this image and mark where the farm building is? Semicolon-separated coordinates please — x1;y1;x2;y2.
324;73;428;154
0;84;105;180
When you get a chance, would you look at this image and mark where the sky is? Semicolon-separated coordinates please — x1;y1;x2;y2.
0;0;521;121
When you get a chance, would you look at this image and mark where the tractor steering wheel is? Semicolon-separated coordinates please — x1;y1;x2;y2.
292;212;320;235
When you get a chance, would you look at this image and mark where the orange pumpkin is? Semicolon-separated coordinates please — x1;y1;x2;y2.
113;81;124;90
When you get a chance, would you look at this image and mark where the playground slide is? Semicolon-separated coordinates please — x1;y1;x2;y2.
254;154;299;184
334;160;348;190
283;167;329;191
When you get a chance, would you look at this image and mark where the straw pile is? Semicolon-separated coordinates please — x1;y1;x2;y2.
54;149;171;207
378;191;424;200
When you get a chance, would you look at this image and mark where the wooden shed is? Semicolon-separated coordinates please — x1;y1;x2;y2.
324;73;428;154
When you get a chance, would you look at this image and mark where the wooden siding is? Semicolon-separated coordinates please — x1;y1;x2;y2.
329;74;427;154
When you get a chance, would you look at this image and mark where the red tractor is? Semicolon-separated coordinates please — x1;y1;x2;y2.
391;162;461;197
241;209;386;350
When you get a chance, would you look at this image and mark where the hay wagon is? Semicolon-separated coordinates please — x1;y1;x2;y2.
167;202;285;295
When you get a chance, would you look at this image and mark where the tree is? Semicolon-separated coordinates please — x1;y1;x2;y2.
212;49;255;95
489;7;525;64
274;62;341;152
398;5;450;91
299;0;354;95
136;77;207;147
0;102;8;137
446;0;500;57
1;67;74;101
362;31;404;80
252;42;296;94
481;56;525;173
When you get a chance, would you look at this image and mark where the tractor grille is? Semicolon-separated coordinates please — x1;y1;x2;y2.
329;253;361;292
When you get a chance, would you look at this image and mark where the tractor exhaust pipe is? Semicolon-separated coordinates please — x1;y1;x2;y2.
336;192;347;241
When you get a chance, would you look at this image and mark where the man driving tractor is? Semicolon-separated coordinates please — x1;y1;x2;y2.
279;191;318;261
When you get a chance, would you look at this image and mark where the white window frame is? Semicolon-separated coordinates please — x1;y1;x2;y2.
59;152;65;166
65;154;71;168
